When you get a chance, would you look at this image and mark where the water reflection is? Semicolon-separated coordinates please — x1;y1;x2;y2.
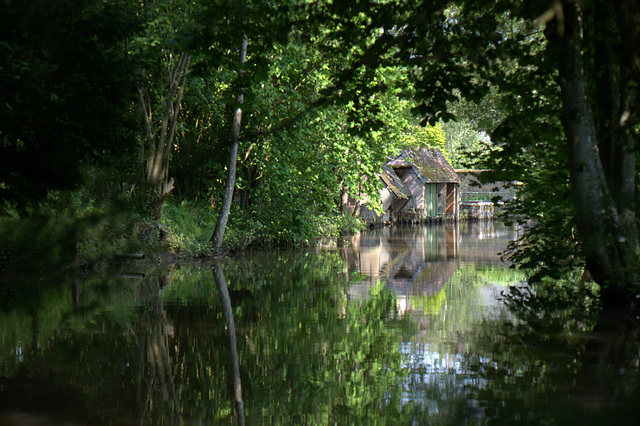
342;222;518;321
1;222;640;424
132;273;182;425
212;260;245;426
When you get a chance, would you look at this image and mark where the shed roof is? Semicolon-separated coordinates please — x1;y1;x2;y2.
379;164;412;199
387;148;460;183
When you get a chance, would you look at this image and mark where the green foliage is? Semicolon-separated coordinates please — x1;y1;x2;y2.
409;1;585;284
156;198;366;253
1;195;130;274
409;288;447;315
190;22;404;243
160;200;217;256
3;0;635;282
467;44;578;282
501;272;601;332
441;88;507;168
398;123;448;156
0;0;486;250
0;0;142;215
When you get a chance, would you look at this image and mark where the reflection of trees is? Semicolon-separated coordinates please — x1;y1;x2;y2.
132;274;182;425
161;253;415;423
0;274;144;423
399;283;640;424
10;229;640;423
475;313;640;422
212;260;245;426
406;263;515;351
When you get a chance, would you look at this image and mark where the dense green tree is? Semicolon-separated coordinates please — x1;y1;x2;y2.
130;0;457;249
130;0;196;219
6;0;639;302
387;1;640;304
547;0;640;302
210;31;246;250
210;29;449;244
0;0;142;215
181;0;424;246
441;88;506;168
187;0;294;249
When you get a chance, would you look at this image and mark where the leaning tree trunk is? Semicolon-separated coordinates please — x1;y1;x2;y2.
211;33;248;250
138;52;191;220
548;0;639;304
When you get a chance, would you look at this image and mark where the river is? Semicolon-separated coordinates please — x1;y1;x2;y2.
1;222;639;424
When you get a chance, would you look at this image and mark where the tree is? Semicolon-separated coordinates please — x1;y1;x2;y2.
132;0;194;219
441;88;506;168
138;52;191;219
190;0;479;247
209;24;433;243
211;33;247;250
387;1;640;305
190;0;293;249
0;0;142;215
544;0;639;302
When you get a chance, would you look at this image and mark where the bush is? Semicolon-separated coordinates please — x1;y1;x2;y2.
159;199;217;256
0;191;146;274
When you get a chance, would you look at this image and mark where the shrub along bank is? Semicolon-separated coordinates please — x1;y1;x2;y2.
0;194;366;278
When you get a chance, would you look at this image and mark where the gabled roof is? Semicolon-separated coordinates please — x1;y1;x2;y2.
379;165;412;199
387;148;460;183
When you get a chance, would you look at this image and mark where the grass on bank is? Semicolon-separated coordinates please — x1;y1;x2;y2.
159;199;364;256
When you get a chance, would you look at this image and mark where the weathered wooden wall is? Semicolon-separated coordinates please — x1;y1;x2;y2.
395;167;425;216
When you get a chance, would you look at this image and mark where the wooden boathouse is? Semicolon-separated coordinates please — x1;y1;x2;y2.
386;148;460;220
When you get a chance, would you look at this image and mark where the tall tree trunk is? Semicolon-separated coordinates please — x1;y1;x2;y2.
211;34;248;250
615;0;640;246
138;52;191;220
548;0;639;304
593;0;637;246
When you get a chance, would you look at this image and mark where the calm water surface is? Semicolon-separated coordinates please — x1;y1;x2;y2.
1;222;640;425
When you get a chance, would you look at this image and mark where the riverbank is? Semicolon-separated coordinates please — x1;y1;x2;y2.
0;197;369;276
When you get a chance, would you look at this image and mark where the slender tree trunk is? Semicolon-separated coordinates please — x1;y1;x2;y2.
212;34;248;249
548;0;639;303
212;261;245;426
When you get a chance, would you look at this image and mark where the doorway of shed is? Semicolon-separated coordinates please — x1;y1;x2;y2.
424;184;438;217
445;183;457;217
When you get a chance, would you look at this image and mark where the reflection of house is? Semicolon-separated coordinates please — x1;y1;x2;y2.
387;148;460;220
387;260;458;298
344;224;460;316
341;222;518;323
